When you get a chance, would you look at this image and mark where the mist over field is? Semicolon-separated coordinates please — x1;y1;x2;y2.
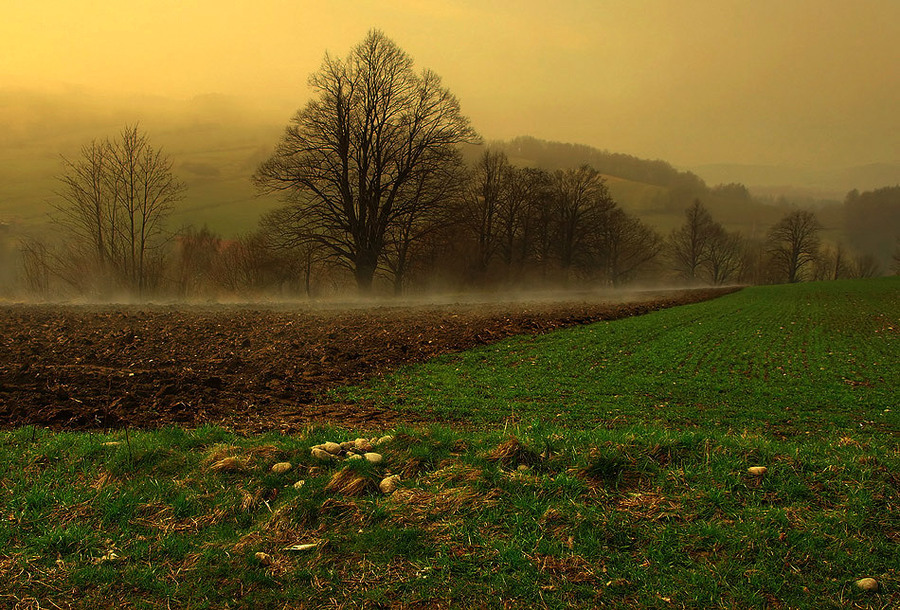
1;2;898;299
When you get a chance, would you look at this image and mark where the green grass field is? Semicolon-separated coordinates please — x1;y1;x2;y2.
1;279;897;608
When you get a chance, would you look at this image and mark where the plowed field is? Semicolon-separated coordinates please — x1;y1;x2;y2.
0;288;735;432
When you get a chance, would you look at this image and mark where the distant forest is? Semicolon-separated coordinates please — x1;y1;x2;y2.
5;133;895;300
1;31;898;299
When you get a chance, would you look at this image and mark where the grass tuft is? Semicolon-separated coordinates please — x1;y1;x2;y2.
486;436;542;469
326;467;378;497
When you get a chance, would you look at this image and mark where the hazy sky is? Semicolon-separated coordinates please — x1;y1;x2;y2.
3;0;900;168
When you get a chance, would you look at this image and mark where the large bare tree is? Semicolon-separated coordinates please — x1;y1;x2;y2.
383;146;466;294
462;149;510;276
596;208;662;286
253;30;479;292
500;166;551;274
55;125;185;294
704;225;744;285
766;209;821;283
551;165;616;277
667;199;717;283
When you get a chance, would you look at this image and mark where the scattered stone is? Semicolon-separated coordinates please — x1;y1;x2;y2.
283;543;318;552
364;452;383;464
293;480;306;490
379;474;401;494
747;466;767;476
311;448;333;461
340;441;355;450
354;437;374;452
255;551;273;566
855;578;878;592
346;454;363;461
377;435;394;446
271;461;292;474
323;441;342;455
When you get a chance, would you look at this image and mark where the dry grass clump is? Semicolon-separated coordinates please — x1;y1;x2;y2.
398;456;429;478
486;436;541;469
422;463;483;486
388;486;500;525
576;446;643;490
539;507;580;545
325;468;377;497
48;500;96;528
528;552;600;584
129;502;210;535
318;498;364;525
91;470;115;491
207;455;250;473
204;444;281;473
616;490;683;522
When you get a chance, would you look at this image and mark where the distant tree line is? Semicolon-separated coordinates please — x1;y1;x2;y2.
7;30;898;299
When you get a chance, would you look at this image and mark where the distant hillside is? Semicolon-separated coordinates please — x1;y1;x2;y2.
689;162;900;199
0;89;863;251
494;136;705;189
486;136;799;240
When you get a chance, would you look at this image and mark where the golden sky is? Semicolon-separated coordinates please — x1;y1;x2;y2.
3;0;900;167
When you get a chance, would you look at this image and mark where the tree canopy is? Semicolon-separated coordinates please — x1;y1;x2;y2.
253;29;479;292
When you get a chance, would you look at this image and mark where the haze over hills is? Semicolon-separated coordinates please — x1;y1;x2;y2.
688;162;900;201
0;87;287;235
0;87;896;249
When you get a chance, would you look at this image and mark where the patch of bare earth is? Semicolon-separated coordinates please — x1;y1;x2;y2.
0;288;736;432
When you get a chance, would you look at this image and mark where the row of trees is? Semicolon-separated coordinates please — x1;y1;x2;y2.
12;30;895;298
26;148;880;299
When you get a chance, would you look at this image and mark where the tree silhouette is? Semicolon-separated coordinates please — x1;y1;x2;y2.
766;210;821;283
254;30;479;293
55;125;184;294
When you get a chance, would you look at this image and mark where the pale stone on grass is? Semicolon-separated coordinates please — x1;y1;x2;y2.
747;466;767;476
311;448;333;460
855;578;878;592
324;441;342;455
379;474;401;494
354;437;374;452
293;480;306;490
271;461;292;474
364;452;383;464
346;454;363;461
377;435;394;446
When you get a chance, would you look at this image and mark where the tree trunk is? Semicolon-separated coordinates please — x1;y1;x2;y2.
354;253;378;293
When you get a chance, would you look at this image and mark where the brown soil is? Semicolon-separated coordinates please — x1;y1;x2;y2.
0;288;736;433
